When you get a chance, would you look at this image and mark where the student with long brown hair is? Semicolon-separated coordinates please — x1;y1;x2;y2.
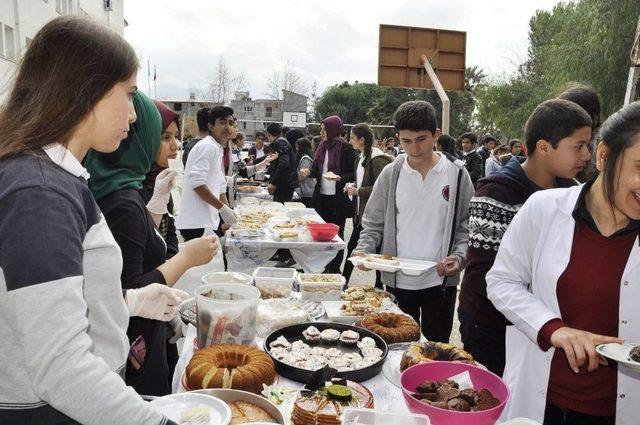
0;17;180;425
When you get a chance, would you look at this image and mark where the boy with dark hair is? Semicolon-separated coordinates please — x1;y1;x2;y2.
176;106;238;240
182;107;210;167
558;84;602;182
476;134;497;176
354;100;474;342
458;98;592;375
265;122;297;203
460;132;482;186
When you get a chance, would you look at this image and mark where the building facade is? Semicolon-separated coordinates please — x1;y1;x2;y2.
0;0;125;102
231;90;307;140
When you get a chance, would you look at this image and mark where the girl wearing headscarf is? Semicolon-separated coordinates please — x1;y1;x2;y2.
139;100;181;259
85;92;218;396
301;115;356;272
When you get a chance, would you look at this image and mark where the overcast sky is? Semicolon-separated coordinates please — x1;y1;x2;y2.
124;0;563;102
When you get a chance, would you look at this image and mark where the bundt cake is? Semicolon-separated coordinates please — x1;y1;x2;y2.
186;344;276;393
356;312;420;344
400;341;475;371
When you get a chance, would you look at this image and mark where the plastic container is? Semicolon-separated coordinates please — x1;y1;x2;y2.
201;271;253;286
307;223;339;241
342;408;430;425
400;362;509;425
252;267;297;299
195;283;261;347
297;273;345;301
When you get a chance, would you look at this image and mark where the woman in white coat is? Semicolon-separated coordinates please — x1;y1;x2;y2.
487;101;640;425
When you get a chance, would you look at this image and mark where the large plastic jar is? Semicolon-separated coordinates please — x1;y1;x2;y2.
195;283;261;348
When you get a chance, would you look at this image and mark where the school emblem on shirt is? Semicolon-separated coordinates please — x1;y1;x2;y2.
442;185;450;201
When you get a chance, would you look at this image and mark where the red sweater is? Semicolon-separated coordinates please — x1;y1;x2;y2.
538;223;636;416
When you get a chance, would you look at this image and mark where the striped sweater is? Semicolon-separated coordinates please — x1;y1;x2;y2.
0;145;172;425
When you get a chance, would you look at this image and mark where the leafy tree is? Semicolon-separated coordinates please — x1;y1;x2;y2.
475;0;640;138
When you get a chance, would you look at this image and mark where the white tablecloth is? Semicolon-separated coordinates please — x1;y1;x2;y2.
224;234;346;273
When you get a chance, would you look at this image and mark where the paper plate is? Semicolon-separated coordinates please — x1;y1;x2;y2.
149;393;232;425
596;343;640;371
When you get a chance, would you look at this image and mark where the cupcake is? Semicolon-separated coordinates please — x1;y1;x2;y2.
269;335;291;350
357;336;376;350
339;330;360;346
302;326;321;344
361;346;384;362
320;328;341;344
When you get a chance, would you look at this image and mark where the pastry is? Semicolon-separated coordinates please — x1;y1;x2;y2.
291;380;374;425
411;379;501;412
339;330;360;346
630;345;640;363
229;401;277;424
302;326;321;344
186;344;276;393
400;341;475;371
356;312;420;344
320;328;340;344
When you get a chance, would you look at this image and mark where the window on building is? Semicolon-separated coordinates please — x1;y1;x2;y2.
4;25;15;59
244;106;253;113
265;106;272;118
242;122;247;130
174;103;183;111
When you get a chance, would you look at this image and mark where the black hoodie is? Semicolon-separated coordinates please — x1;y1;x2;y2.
458;157;576;327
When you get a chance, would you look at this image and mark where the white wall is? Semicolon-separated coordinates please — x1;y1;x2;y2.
0;0;125;103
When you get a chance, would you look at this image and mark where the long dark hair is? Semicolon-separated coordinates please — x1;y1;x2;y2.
437;135;459;158
598;101;640;208
296;138;314;163
0;17;138;158
351;123;374;164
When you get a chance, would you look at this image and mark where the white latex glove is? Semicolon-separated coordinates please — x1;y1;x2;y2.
219;204;238;226
146;169;177;215
125;283;189;321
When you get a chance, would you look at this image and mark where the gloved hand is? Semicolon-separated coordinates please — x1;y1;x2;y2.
146;169;177;215
125;283;189;321
219;204;238;226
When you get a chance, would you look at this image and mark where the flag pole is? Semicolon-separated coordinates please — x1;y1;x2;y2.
154;65;157;99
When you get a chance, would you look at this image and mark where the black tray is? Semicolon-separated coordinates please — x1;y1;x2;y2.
264;322;388;383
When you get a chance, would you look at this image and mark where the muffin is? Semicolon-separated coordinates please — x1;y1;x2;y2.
302;326;321;344
339;330;360;346
320;328;341;344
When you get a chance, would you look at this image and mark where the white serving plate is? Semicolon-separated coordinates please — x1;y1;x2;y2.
348;255;437;276
322;301;361;324
148;393;231;425
596;343;640;371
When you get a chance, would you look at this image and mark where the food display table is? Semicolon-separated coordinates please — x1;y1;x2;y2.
224;204;345;273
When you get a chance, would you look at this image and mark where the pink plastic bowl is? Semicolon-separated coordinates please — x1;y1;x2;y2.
400;361;509;425
306;223;339;241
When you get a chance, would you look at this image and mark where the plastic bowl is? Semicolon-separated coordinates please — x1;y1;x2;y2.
307;223;339;241
400;361;509;425
201;272;253;286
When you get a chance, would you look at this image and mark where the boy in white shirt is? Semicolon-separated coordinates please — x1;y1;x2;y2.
176;106;238;240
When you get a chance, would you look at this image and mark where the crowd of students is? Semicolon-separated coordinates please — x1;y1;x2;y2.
1;15;640;425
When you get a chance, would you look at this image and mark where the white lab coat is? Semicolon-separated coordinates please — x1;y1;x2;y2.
486;185;640;424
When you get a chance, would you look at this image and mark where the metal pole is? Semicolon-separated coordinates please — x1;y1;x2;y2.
421;54;450;135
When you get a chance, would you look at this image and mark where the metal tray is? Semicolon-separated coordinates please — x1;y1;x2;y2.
264;322;388;383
